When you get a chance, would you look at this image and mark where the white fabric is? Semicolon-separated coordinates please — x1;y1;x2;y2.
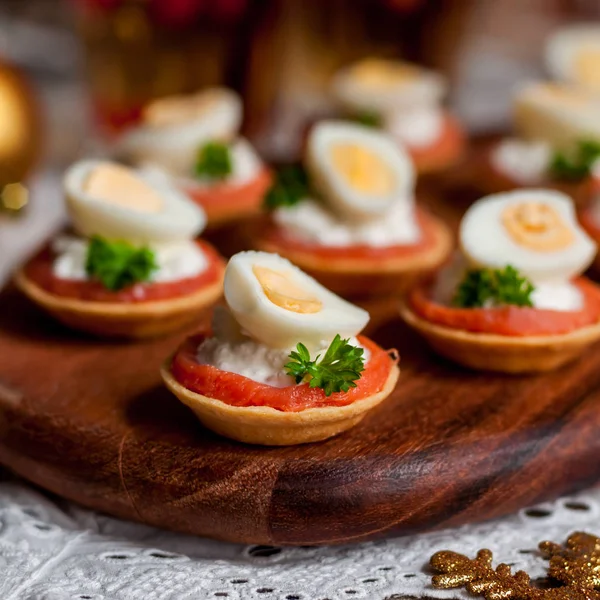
0;477;598;599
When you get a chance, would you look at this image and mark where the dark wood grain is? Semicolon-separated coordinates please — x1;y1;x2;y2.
2;275;600;546
0;166;596;546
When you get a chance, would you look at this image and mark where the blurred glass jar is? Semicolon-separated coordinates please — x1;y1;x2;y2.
244;0;433;161
72;0;435;156
71;0;250;136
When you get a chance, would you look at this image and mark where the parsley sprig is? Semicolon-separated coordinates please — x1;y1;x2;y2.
352;111;382;128
263;165;310;210
453;265;535;309
85;236;157;291
549;139;600;181
285;334;366;396
195;141;232;179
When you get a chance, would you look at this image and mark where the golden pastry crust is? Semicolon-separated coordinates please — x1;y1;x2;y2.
399;300;600;373
255;212;453;298
161;360;400;445
15;267;224;338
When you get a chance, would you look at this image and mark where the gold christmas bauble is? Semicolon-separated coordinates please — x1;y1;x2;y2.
0;62;40;190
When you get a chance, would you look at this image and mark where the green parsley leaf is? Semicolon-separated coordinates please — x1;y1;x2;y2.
352;111;382;128
453;265;535;309
195;141;232;179
549;139;600;181
263;165;310;211
284;334;366;397
85;236;157;291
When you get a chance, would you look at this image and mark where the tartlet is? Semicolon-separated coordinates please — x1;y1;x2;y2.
161;251;400;445
17;160;225;338
117;87;270;229
331;58;465;174
480;82;600;204
401;189;600;373
162;333;399;445
256;207;452;297
255;121;453;297
400;284;600;373
16;241;224;338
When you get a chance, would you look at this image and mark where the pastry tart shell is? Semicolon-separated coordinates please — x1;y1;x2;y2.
399;300;600;373
15;268;224;339
161;361;400;446
255;212;453;298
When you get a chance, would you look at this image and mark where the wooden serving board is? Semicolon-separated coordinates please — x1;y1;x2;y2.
2;279;600;546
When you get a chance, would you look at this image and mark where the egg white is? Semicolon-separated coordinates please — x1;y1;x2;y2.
331;58;446;114
546;24;600;92
460;189;596;283
513;81;600;151
305;120;415;221
224;251;370;352
65;160;206;244
117;87;242;175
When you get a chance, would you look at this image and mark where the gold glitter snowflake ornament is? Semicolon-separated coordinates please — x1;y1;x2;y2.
430;531;600;599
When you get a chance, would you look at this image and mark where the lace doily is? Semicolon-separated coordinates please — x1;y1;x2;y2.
0;476;598;600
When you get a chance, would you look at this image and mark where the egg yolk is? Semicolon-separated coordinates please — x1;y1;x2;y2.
84;164;163;213
574;46;600;90
330;143;395;196
143;92;216;127
352;59;418;89
502;201;574;251
252;265;322;314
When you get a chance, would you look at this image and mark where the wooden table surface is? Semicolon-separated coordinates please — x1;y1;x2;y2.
3;170;600;548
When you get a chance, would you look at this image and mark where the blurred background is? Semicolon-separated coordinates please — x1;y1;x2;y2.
1;0;600;277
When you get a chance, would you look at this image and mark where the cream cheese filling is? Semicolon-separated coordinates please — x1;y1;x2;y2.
273;198;421;248
432;253;583;312
195;307;369;387
491;138;552;184
51;235;208;283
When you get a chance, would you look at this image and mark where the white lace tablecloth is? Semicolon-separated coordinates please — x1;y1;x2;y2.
0;472;598;600
3;171;600;599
